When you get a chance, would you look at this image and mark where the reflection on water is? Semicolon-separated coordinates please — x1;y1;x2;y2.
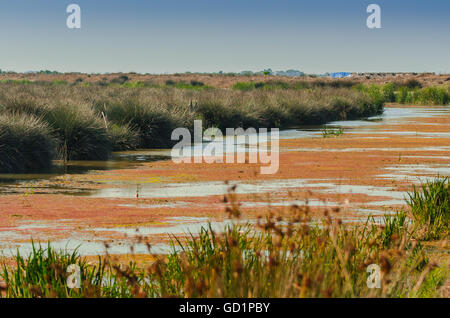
113;150;172;162
0;153;171;189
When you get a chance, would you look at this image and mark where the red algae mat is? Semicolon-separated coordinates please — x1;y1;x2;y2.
0;105;449;255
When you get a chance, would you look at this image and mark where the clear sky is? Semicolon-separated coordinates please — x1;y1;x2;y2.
0;0;449;74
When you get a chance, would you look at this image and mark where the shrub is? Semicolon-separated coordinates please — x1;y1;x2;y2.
190;80;204;87
396;86;409;104
366;85;385;109
254;82;265;89
110;75;130;85
416;87;449;105
170;82;209;90
121;81;145;88
382;83;396;103
405;79;422;89
232;82;256;91
52;80;68;85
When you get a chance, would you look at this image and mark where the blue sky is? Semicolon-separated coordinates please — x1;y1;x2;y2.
0;0;449;73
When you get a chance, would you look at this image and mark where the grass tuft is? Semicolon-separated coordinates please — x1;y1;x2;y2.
322;125;344;138
44;104;111;161
407;177;449;240
1;242;106;298
0;113;54;173
107;123;140;151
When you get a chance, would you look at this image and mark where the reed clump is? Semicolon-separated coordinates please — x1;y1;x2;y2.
44;103;111;161
407;177;449;240
0;82;383;172
0;113;54;173
355;83;450;105
107;123;140;151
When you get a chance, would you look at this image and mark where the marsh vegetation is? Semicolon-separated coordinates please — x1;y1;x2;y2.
0;178;448;298
0;82;384;173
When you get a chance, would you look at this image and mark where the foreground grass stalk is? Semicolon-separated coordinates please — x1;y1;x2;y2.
407;177;449;240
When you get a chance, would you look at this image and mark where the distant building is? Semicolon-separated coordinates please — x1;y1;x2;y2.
275;70;305;77
330;72;353;79
237;69;305;77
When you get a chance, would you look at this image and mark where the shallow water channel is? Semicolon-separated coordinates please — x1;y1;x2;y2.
0;106;449;256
